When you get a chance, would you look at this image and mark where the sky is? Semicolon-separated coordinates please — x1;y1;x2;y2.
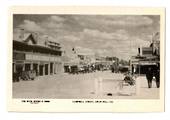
13;14;160;60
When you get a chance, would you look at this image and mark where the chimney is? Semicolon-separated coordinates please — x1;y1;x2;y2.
138;47;140;55
32;32;38;44
44;36;49;46
18;28;25;40
138;45;142;56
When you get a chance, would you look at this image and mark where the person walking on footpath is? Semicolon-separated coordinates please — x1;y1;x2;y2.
146;67;153;88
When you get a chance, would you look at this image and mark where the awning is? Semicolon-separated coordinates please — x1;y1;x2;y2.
132;61;158;65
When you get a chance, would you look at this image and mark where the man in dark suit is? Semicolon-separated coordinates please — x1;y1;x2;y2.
146;67;153;88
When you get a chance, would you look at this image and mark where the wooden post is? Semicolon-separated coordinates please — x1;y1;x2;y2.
37;63;39;76
30;62;33;70
48;63;50;75
98;77;103;96
43;64;45;76
94;77;103;97
22;63;25;71
94;78;99;96
13;63;16;73
136;77;140;96
53;62;55;74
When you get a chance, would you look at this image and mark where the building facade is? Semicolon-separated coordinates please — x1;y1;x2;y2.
130;32;160;75
13;31;63;81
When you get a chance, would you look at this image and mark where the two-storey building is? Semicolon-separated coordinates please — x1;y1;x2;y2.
13;29;63;80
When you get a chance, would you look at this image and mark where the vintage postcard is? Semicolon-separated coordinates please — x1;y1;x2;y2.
7;6;165;112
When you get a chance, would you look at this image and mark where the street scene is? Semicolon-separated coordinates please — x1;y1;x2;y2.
13;71;159;99
12;15;160;99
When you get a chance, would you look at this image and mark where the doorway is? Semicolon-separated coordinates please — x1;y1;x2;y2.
45;64;48;75
39;65;44;76
33;64;38;76
16;64;24;73
25;63;31;71
50;62;53;74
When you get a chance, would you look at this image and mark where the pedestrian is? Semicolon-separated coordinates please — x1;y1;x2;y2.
132;65;134;75
155;64;160;88
146;67;153;88
155;70;160;88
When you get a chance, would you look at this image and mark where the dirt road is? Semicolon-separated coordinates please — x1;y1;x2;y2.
13;71;159;99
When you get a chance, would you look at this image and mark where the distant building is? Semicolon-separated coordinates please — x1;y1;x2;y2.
62;47;96;73
62;48;79;73
13;29;63;79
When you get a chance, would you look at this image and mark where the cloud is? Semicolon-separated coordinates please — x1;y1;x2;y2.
62;35;81;42
104;16;153;26
74;15;153;29
18;20;45;32
95;49;114;57
131;37;150;48
79;28;135;59
83;28;129;41
50;16;65;22
75;46;94;55
83;28;112;40
95;35;150;60
14;15;158;60
44;22;63;29
41;16;65;29
43;35;59;42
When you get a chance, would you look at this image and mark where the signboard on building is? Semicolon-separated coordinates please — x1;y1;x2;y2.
25;54;61;62
142;47;152;56
13;52;25;60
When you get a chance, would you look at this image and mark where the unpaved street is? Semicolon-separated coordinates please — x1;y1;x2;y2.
13;71;159;99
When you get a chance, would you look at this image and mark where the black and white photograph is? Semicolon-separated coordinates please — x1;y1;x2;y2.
12;14;161;99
